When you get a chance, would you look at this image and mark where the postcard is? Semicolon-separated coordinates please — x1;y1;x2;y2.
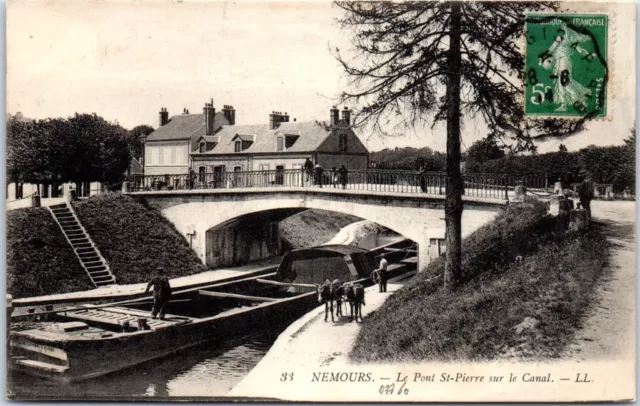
5;0;635;402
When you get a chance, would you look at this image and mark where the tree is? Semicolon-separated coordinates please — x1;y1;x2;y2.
466;138;505;166
333;1;580;291
6;113;131;196
558;144;568;153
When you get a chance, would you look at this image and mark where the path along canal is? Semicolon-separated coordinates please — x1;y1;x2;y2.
8;229;402;399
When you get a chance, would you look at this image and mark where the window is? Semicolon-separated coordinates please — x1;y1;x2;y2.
198;166;206;183
199;142;205;153
339;133;348;152
276;136;284;152
235;141;242;152
285;135;298;149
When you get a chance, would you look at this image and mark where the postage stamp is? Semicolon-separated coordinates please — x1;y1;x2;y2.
524;14;608;118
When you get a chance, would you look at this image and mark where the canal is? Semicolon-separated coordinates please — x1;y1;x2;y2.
8;228;405;400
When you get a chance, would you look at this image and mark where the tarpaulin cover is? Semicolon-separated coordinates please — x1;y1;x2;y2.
276;245;376;287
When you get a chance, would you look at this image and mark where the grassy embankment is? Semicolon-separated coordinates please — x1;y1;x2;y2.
7;208;94;298
72;193;208;285
351;200;610;361
279;210;362;248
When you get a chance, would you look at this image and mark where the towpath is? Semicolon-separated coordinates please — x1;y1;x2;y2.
228;271;414;398
564;200;636;361
12;256;282;308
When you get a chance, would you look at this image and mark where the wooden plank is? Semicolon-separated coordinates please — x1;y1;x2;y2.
198;290;278;302
256;279;317;289
401;257;418;264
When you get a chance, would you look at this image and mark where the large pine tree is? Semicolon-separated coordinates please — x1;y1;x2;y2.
335;1;586;291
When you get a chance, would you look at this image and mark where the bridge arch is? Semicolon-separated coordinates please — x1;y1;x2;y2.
145;189;503;272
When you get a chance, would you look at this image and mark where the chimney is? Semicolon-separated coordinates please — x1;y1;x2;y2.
183;108;190;114
330;106;339;126
222;104;236;125
342;107;352;126
159;107;169;127
269;111;287;129
205;102;215;135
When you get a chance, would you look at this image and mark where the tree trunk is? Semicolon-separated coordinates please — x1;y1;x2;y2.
444;1;463;292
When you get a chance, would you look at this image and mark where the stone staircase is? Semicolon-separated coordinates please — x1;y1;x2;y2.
48;203;116;287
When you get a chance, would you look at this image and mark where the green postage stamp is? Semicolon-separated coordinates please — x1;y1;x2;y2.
524;14;608;118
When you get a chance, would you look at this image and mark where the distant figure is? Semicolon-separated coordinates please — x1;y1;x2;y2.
304;158;314;185
331;167;339;188
338;165;348;189
377;255;389;293
145;268;172;320
314;164;324;188
188;168;196;190
578;171;595;221
418;164;428;193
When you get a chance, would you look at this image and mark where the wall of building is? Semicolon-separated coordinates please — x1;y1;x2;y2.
316;153;368;170
145;142;189;166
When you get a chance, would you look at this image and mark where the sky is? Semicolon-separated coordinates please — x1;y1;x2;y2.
6;0;636;153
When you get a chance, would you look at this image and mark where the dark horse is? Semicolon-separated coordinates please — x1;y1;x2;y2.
344;283;365;322
333;280;346;318
317;280;336;322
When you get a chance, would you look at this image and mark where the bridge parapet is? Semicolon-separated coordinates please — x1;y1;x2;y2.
125;170;545;202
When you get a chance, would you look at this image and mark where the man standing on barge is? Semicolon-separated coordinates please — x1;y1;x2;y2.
146;268;172;320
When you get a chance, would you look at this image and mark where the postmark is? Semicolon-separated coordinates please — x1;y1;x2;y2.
524;14;608;118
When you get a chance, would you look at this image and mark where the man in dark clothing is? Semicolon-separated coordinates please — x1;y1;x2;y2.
313;164;324;188
578;172;595;221
145;268;172;319
418;164;428;193
338;165;348;189
304;158;314;185
188;168;196;190
377;255;389;293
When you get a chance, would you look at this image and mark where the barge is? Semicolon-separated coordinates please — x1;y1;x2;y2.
9;243;415;382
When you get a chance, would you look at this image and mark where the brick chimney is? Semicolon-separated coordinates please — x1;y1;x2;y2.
269;111;288;129
159;108;169;126
341;107;352;125
204;101;215;135
222;105;236;125
330;106;339;126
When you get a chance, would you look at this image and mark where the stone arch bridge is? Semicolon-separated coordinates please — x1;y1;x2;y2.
127;187;506;272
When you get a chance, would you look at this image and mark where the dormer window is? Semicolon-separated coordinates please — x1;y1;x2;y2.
285;135;299;149
276;136;284;152
199;142;206;153
235;140;242;152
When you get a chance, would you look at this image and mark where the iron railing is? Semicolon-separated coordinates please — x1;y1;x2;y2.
125;169;546;200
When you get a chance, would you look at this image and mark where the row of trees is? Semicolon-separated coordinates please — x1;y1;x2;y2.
465;128;635;192
6;112;153;198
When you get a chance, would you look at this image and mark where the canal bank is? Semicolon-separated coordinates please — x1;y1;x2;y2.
228;271;415;399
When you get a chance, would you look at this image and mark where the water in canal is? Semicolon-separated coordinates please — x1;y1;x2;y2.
8;326;285;400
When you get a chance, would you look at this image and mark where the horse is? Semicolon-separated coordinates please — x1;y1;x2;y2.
317;280;336;322
344;283;365;322
332;279;346;318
